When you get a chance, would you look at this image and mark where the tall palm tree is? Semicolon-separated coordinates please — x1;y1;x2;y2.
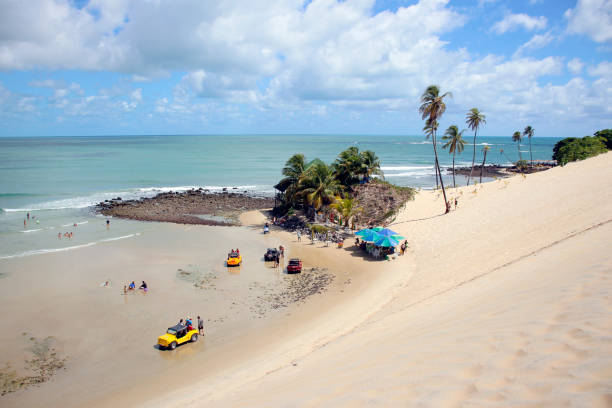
360;150;383;180
465;108;486;186
275;153;307;206
479;145;491;183
512;131;523;161
299;161;341;210
442;125;466;188
419;85;452;213
423;118;441;189
523;125;534;167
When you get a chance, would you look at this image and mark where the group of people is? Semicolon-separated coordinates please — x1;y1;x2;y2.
123;280;148;294
179;316;205;336
23;212;40;228
58;231;74;239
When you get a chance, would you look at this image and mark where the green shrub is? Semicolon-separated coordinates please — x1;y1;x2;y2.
595;129;612;149
308;224;330;234
553;136;608;166
515;160;529;171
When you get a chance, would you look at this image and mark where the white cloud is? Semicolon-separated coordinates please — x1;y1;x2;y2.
588;61;612;77
492;13;547;34
0;0;609;130
565;0;612;43
567;58;585;74
514;32;554;56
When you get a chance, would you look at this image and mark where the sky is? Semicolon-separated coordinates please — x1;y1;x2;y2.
0;0;610;137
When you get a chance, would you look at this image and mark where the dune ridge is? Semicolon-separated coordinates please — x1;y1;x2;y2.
166;152;612;407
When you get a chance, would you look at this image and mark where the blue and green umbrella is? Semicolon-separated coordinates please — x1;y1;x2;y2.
374;235;400;247
355;228;380;242
371;227;405;241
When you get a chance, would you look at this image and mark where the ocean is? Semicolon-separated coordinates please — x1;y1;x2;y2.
0;134;561;259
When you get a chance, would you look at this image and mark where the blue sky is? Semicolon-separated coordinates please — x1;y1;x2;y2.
0;0;610;137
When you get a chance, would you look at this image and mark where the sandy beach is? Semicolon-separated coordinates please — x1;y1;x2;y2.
1;152;611;407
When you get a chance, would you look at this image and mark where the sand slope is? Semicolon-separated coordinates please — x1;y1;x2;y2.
190;152;612;406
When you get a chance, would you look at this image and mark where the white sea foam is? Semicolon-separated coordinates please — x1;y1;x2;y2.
385;172;432;178
3;185;273;212
61;221;89;227
20;228;43;233
99;233;141;242
0;242;97;260
0;232;141;260
381;166;433;171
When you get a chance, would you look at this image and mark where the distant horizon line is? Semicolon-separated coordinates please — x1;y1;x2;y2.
0;133;564;139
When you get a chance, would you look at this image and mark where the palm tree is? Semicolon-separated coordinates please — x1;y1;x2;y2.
523;125;534;167
479;145;491;183
512;131;523;161
360;150;383;180
299;161;341;210
442;125;466;188
333;146;362;186
423;118;441;189
419;85;452;213
330;197;361;227
275;153;307;206
465;108;486;186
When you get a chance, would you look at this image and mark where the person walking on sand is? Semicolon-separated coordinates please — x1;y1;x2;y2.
297;230;301;242
454;197;458;210
197;315;204;335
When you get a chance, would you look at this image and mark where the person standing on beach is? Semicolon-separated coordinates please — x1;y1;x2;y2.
197;316;204;335
24;219;26;228
27;212;30;220
297;230;301;242
106;219;110;229
454;197;458;209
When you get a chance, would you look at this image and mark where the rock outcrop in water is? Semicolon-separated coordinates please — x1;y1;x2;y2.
96;189;275;226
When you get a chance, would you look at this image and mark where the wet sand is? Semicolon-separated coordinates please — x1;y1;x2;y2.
0;209;402;407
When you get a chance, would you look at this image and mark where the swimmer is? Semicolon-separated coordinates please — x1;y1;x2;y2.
73;223;77;227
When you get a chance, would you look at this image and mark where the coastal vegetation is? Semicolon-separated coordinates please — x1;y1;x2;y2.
552;129;611;166
523;126;535;166
512;131;523;161
419;85;452;213
274;147;414;226
442;125;466;188
465;108;486;186
480;145;491;183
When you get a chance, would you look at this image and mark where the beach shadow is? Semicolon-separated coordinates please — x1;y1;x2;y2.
343;244;388;263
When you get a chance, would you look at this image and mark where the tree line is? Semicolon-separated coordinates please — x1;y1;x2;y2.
274;146;383;221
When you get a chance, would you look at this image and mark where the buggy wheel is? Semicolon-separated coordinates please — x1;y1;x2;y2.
170;341;177;350
191;334;198;342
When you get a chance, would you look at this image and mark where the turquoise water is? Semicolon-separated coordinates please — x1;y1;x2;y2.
0;134;561;258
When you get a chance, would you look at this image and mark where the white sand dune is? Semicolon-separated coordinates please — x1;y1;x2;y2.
171;152;612;407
